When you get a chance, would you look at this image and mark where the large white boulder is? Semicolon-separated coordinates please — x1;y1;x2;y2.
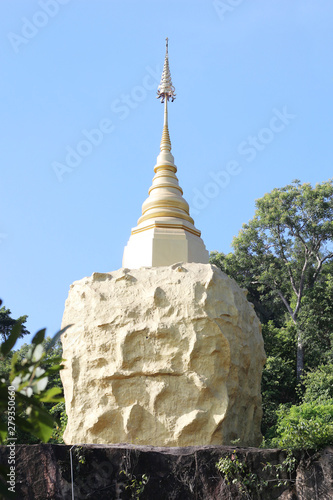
60;263;266;446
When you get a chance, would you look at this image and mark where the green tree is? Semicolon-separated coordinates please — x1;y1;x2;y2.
261;354;296;438
211;179;333;380
297;263;333;367
0;328;65;445
272;402;333;450
271;363;333;450
0;306;29;342
301;363;333;404
210;251;287;326
0;337;66;445
0;306;68;498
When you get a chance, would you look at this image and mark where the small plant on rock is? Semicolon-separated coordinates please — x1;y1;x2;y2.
216;451;260;497
120;470;149;500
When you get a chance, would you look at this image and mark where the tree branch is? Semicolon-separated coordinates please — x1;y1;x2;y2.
313;252;333;283
275;289;296;323
294;258;309;318
276;226;299;297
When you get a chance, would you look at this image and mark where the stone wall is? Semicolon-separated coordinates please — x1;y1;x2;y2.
0;444;332;499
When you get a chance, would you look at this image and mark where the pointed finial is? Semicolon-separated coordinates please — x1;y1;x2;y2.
157;38;176;103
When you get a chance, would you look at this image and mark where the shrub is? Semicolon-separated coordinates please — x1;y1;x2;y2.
272;401;333;450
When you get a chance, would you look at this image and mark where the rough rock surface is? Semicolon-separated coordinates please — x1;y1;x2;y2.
1;444;332;499
60;263;266;446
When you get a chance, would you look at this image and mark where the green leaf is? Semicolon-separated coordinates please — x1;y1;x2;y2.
0;321;22;356
14;415;36;435
35;377;48;393
31;328;46;346
28;408;56;442
40;387;63;403
32;344;44;362
45;325;71;353
45;364;64;374
0;421;7;444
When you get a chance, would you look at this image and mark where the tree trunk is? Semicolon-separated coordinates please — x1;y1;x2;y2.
296;330;304;380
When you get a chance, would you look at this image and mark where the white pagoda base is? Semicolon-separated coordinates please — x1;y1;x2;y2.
123;224;209;269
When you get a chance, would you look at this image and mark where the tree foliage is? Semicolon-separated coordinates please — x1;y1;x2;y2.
0;300;69;498
272;402;333;450
301;364;333;404
0;306;29;343
211;179;333;448
211;179;333;380
0;325;66;445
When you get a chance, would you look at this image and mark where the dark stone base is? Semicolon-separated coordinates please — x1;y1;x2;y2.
0;444;332;499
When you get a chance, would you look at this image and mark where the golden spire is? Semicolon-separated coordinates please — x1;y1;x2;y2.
157;38;176;103
135;38;195;229
157;38;176;153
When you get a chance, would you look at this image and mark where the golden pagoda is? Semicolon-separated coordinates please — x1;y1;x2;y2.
123;39;209;268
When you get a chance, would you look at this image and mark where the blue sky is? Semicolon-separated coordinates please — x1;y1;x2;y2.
1;0;333;347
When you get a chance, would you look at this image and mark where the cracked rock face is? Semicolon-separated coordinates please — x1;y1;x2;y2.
60;263;266;446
